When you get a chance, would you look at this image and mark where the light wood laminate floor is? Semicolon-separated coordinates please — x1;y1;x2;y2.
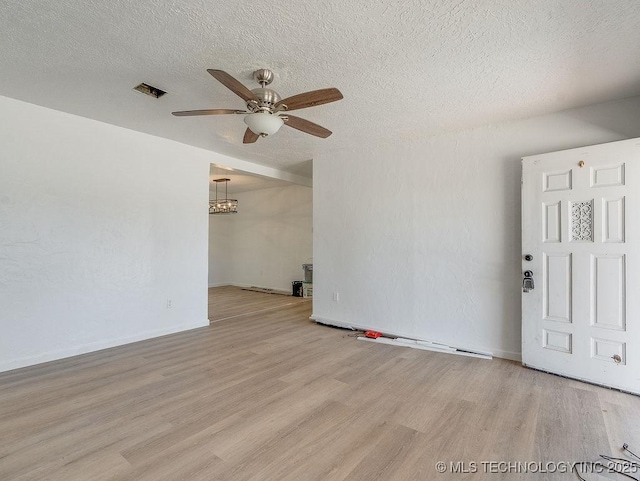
1;287;639;480
208;285;310;322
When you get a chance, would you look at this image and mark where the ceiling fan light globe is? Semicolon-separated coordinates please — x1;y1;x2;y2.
244;112;284;136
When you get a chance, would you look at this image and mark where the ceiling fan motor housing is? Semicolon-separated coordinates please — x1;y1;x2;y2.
249;88;281;112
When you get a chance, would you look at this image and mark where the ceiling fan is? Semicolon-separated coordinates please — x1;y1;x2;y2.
172;69;343;144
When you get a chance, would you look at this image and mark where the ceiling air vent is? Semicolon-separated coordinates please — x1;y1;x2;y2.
133;83;167;98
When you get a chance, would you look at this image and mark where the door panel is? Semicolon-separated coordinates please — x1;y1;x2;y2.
542;252;572;322
522;138;640;394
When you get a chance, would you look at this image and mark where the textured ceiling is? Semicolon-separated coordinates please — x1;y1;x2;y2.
2;0;640;176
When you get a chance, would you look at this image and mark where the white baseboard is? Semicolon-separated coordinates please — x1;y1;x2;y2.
491;349;522;362
0;319;210;374
357;336;491;360
311;314;523;361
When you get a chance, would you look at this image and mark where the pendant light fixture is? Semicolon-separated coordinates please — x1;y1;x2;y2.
209;178;238;214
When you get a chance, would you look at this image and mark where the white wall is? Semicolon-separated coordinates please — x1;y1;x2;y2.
209;184;312;291
0;95;214;372
313;96;640;360
208;215;232;287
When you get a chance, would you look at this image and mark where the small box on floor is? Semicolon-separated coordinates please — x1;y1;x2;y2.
292;281;303;297
302;282;313;298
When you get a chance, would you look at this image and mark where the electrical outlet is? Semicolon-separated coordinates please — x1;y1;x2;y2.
167;299;172;309
333;292;339;302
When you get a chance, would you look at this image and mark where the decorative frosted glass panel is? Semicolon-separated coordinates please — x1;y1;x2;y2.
603;197;625;243
542;202;561;243
591;338;625;365
543;329;572;353
591;163;625;188
591;254;626;330
544;170;572;192
571;200;593;242
543;253;572;322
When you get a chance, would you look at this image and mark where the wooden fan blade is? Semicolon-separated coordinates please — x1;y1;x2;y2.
283;114;332;138
243;128;259;144
207;69;257;102
172;109;246;116
275;88;343;111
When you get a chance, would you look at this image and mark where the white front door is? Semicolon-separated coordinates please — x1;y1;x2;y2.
522;138;640;394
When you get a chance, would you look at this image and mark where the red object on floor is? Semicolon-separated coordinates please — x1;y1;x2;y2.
365;330;382;339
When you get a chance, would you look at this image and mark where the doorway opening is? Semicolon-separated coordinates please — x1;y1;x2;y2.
207;164;313;322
